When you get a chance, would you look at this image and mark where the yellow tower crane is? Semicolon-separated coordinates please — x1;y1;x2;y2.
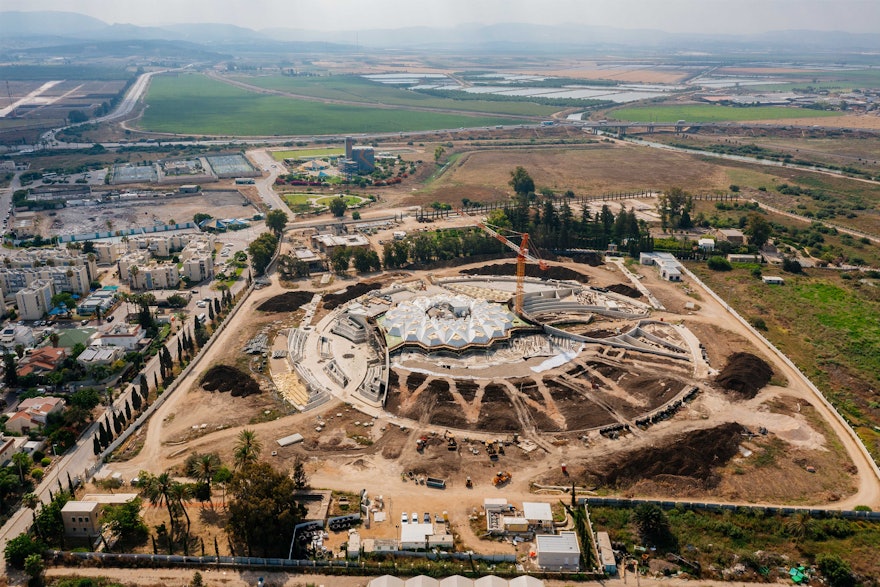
477;222;548;315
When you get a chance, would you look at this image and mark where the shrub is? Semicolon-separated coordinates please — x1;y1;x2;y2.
751;317;768;331
707;256;733;271
41;457;51;467
30;467;43;481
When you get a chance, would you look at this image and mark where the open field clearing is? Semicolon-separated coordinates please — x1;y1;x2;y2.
138;74;522;136
417;143;731;204
228;74;558;117
689;264;880;463
611;104;842;123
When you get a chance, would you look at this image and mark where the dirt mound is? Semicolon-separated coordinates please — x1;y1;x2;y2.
716;353;773;399
200;365;261;397
257;291;313;313
606;283;642;298
461;263;590;283
567;252;604;267
323;282;382;310
593;422;743;489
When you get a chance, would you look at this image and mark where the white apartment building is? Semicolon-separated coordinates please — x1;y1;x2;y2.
15;279;55;320
129;263;180;290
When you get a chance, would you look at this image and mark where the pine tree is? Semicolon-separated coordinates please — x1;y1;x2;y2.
214;298;221;316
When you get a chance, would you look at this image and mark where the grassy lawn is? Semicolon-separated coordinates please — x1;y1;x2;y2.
689;264;880;462
611;104;842;123
271;148;344;160
140;74;522;136
229;74;558;117
314;194;365;206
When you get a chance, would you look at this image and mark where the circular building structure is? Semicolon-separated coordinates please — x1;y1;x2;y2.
379;294;525;351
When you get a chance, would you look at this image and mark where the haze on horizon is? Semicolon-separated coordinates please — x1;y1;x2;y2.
3;0;878;35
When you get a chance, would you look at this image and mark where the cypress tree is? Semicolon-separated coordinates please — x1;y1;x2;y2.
214;298;221;315
132;389;142;411
153;372;159;392
93;436;101;455
125;400;132;421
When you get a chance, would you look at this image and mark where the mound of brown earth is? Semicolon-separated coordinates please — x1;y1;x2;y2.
592;422;743;489
716;353;773;399
567;252;603;267
201;365;261;397
461;263;590;283
256;291;314;313
606;283;642;298
323;282;383;310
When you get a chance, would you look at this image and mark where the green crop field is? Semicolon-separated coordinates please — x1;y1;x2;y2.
139;74;522;136
272;148;344;160
229;74;558;117
611;104;841;123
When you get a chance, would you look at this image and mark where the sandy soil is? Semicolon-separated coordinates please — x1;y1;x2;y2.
745;114;880;129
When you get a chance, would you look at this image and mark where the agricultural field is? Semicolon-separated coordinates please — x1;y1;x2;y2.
689;264;880;463
610;104;843;123
228;74;559;117
138;74;522;136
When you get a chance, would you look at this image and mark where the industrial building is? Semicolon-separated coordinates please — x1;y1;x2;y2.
639;252;682;282
534;531;580;570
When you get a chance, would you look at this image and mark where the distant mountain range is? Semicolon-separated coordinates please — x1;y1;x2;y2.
2;10;880;54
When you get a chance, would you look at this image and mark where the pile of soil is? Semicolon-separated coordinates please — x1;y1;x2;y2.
567;252;604;267
200;365;261;397
716;353;773;399
323;282;382;310
461;263;590;283
593;422;743;489
257;291;313;313
606;283;642;299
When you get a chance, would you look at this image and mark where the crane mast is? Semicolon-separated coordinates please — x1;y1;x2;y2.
477;222;547;315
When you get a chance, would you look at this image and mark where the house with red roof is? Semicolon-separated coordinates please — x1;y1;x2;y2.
5;396;66;435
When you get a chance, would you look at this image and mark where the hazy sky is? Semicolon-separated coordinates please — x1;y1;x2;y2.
3;0;878;34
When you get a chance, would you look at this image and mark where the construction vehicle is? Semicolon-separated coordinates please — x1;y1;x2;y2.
486;441;499;461
444;430;457;451
477;222;548;315
416;436;428;452
493;471;511;486
466;476;473;489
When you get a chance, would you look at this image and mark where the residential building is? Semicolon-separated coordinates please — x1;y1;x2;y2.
92;323;145;350
4;396;66;435
311;234;370;254
77;345;125;366
1;266;89;297
182;255;213;282
93;241;128;265
17;347;67;377
0;435;17;466
128;263;180;290
535;531;580;571
717;228;746;245
61;501;101;538
15;279;55;320
77;288;117;315
0;324;35;351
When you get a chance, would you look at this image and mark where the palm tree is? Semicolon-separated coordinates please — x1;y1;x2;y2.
12;452;31;484
169;482;193;538
785;512;814;544
233;429;261;470
194;453;220;490
140;471;176;541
